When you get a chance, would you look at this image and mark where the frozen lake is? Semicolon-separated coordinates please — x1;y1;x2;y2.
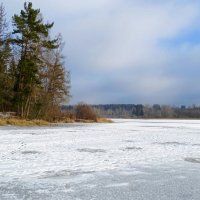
0;119;200;199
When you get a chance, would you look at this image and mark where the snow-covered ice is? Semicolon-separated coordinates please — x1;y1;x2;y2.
0;119;200;199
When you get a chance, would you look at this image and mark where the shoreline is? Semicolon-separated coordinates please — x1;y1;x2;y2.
0;117;113;127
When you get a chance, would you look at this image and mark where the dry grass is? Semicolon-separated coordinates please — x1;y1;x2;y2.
75;118;113;123
96;118;113;123
0;118;49;126
0;117;112;127
0;118;7;126
75;119;95;123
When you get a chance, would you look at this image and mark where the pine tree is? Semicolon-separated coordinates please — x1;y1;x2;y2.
12;2;58;118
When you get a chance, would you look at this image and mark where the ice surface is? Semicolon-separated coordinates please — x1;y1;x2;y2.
0;119;200;199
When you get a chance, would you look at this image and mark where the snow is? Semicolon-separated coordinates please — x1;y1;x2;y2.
0;119;200;199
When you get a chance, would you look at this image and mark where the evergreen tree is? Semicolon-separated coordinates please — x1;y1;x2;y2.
12;2;58;118
0;3;12;112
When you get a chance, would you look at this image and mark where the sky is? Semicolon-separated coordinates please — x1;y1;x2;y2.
2;0;200;105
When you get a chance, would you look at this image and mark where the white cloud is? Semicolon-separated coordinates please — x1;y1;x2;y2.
66;1;199;70
17;0;119;16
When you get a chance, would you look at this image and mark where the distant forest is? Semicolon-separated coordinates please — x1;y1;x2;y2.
62;104;200;119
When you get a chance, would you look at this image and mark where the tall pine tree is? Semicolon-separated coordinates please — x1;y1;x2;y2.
12;2;58;118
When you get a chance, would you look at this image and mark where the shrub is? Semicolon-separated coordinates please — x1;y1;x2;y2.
75;103;97;121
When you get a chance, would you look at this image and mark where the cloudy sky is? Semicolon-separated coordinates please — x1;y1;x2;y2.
2;0;200;105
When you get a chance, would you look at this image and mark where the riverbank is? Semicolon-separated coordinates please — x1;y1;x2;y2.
0;117;112;126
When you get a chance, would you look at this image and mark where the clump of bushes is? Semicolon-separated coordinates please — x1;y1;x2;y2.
75;103;98;121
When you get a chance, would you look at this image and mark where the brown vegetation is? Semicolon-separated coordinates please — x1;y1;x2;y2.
75;103;98;121
0;118;49;126
96;118;113;123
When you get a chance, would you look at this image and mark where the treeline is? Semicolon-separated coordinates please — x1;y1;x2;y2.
62;104;200;119
93;104;144;118
145;104;200;119
0;3;70;121
62;104;144;119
